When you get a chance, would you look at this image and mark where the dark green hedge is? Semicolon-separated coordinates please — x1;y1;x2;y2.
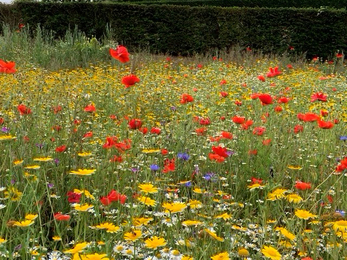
5;3;347;58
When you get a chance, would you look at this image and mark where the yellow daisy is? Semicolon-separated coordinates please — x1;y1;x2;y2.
69;169;96;176
295;209;318;220
124;229;142;241
162;201;187;213
144;236;167;249
261;245;281;260
138;183;158;194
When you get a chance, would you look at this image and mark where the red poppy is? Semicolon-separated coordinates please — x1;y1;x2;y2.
251;177;263;184
121;74;140;88
17;104;32;115
336;157;347;172
180;93;194;104
320;110;329;117
253;126;266;136
110;155;123;163
208;153;225;162
219;79;227;85
53;105;62;114
102;136;118;149
150;127;161;135
266;66;282;77
195;127;207;136
287;64;293;69
317;119;334;129
101;189;127;205
250;93;260;99
139;127;148;134
257;75;265;82
241;120;254;130
235;100;242;106
294;181;311;190
232;116;245;124
109;45;130;63
278;97;289;104
294;124;304;134
336;53;343;58
163;159;175;173
128;119;142;129
199;117;210;125
297;112;320;122
258;93;273;105
67;191;81;203
220;131;233;139
52;125;62;132
262;138;271;145
301;257;313;260
274;106;283;112
0;117;3;125
54;212;71;221
83;131;93;138
55;145;67;153
84;104;96;112
211;145;229;158
0;59;16;74
161;149;168;155
310;92;327;102
220;91;228;97
248;149;257;155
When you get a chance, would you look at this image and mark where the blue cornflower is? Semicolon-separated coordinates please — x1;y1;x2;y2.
150;164;160;171
177;152;190;161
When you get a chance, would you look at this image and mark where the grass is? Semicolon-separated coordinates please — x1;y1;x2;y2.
0;25;347;260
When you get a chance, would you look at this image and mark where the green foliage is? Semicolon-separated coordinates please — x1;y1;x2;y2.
1;2;347;58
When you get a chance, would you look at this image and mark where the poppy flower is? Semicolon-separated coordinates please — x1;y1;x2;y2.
83;131;93;138
241;120;254;130
220;91;228;97
0;117;4;124
53;105;62;114
199;117;210;125
101;189;127;205
257;75;265;82
195;127;207;135
274;106;283;112
55;145;67;153
295;181;311;190
150;127;161;135
317;119;334;129
336;157;347;172
266;66;282;77
336;53;343;58
84;104;96;112
102;136;118;149
248;149;257;155
297;112;320;122
212;146;229;158
17;104;32;115
128;119;142;129
262;138;271;145
320;110;329;117
162;159;175;173
235;100;242;106
121;74;140;88
310;92;327;102
67;191;81;203
293;124;304;134
139;127;148;134
180;93;194;104
109;45;130;63
232;116;245;124
0;59;16;74
251;177;263;184
278;97;289;103
250;93;260;99
220;131;233;139
54;212;70;221
208;153;226;162
258;93;273;105
219;79;227;85
253;126;266;136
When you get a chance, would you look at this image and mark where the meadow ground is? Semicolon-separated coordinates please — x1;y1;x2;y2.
0;27;347;260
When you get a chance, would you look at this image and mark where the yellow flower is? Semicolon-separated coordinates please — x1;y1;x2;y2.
333;220;347;232
133;217;153;226
267;188;288;201
33;157;53;162
248;183;265;190
138;183;158;194
64;242;90;254
78;152;92;157
73;203;94;212
13;219;34;227
4;187;22;201
13;159;23;166
182;220;203;226
162;201;187;213
214;212;232;220
261;245;281;260
211;251;230;260
25;214;38;220
25;165;40;169
193;187;204;194
188;199;203;209
124;229;142;241
52;236;62;241
70;169;96;176
182;256;193;260
80;253;109;260
286;193;303;203
238;248;249;257
204;229;224;242
295;209;317;220
93;222;120;233
287;165;302;170
275;227;296;241
144;236;167;249
137;196;157;206
142;148;160;154
74;189;95;200
0;135;16;141
0;237;7;244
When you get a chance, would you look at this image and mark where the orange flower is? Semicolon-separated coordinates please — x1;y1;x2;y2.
84;104;96;112
0;59;16;74
294;181;311;190
109;45;130;63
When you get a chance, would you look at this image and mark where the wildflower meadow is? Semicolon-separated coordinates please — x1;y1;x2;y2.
0;26;347;260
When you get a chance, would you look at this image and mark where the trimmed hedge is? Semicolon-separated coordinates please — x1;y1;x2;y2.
4;3;347;58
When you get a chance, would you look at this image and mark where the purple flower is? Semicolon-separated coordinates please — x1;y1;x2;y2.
150;164;160;171
54;158;59;165
36;143;44;149
1;127;9;133
340;136;347;141
177;152;190;161
131;167;139;173
47;183;54;189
